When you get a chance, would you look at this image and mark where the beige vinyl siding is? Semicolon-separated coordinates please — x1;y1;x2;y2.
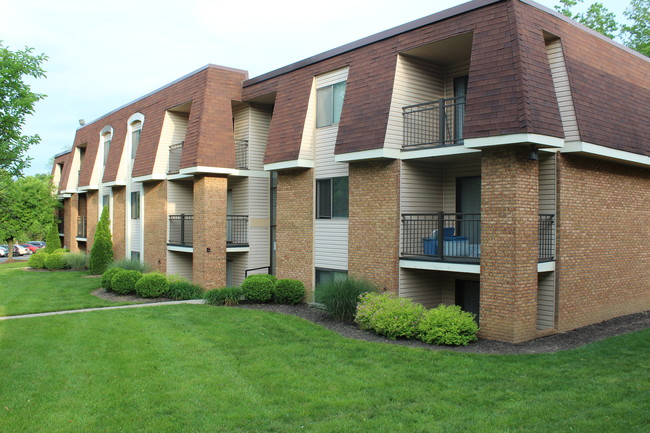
546;39;580;142
167;251;193;281
249;106;271;171
442;160;481;213
299;81;318;162
227;253;248;287
229;177;248;215
156;111;189;175
400;160;444;214
443;60;471;98
399;268;444;307
537;272;556;330
315;67;349;88
167;181;193;215
248;176;270;271
314;126;348;179
538;152;557;215
385;55;445;150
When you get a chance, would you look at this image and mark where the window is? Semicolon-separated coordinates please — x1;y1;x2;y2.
316;177;348;218
315;268;348;286
102;194;110;215
131;251;140;262
131;127;141;159
316;81;346;127
103;138;111;165
131;191;140;219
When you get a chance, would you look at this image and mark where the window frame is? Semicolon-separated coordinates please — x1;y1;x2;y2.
316;81;347;128
316;176;348;219
130;191;140;220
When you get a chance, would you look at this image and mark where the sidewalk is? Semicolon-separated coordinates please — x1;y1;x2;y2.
0;299;205;320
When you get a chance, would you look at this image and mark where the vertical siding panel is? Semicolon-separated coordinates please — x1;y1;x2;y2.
546;40;580;142
167;251;193;280
398;268;444;308
250;106;271;171
156;112;189;176
537;271;556;330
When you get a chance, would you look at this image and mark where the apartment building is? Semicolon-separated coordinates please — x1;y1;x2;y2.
53;0;649;343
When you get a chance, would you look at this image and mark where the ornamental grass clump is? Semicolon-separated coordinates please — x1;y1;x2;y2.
354;292;425;340
63;252;88;271
135;273;169;298
273;279;305;304
165;279;204;300
315;277;376;323
111;269;143;295
204;287;244;306
109;258;151;273
241;274;277;303
417;304;479;346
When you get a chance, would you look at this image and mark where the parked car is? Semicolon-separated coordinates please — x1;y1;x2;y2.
21;244;38;254
0;246;7;257
13;244;30;255
27;241;46;249
0;245;22;256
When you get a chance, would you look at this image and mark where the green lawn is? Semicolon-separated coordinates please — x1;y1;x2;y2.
0;300;648;432
0;265;131;316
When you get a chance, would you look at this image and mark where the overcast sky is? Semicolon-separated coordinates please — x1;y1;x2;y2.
1;0;630;176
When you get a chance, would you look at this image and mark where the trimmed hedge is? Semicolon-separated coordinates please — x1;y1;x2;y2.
241;274;277;303
101;267;123;291
44;253;66;271
111;270;143;295
355;292;425;340
417;304;479;346
273;279;305;304
205;287;244;306
135;273;169;298
28;252;48;269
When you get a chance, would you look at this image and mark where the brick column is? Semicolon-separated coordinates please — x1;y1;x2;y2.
86;191;99;251
64;194;79;252
276;168;314;296
480;146;539;343
112;186;126;259
143;180;168;273
193;175;227;289
348;159;400;292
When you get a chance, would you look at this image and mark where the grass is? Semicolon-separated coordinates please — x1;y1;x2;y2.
0;303;648;432
0;266;131;316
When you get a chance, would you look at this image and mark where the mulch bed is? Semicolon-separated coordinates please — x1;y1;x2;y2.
91;288;650;354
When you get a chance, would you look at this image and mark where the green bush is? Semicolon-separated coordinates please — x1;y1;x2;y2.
28;252;48;269
101;267;123;291
205;287;244;306
165;280;204;300
273;279;305;304
88;206;113;275
64;252;88;271
355;292;425;339
135;273;169;298
44;253;66;271
417;304;479;346
108;258;151;273
316;277;376;322
111;270;143;295
241;274;277;303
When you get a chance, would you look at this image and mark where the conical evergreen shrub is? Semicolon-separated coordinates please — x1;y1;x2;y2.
89;206;113;275
43;221;62;253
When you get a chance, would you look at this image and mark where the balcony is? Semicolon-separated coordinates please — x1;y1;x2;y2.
168;214;193;246
401;213;555;262
403;96;465;149
167;214;249;248
167;142;184;175
77;216;87;238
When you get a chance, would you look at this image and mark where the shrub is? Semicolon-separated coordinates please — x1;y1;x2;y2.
28;252;48;269
44;253;66;271
241;274;277;303
64;252;88;271
101;267;123;291
205;287;244;306
355;292;425;339
165;280;204;300
135;273;169;298
111;270;143;295
89;206;113;275
316;277;377;322
417;304;479;346
108;258;151;273
273;279;305;304
43;222;61;253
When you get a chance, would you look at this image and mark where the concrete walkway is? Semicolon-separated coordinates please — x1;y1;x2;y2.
0;299;206;321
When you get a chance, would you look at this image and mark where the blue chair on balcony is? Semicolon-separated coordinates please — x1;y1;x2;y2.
423;228;455;255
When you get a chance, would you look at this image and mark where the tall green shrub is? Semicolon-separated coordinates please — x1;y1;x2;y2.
43;221;61;253
89;206;113;275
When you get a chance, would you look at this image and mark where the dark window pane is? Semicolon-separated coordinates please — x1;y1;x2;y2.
316;179;331;218
131;191;140;219
332;176;348;218
333;81;346;124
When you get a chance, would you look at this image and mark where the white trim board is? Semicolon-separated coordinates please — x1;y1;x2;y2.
562;141;650;168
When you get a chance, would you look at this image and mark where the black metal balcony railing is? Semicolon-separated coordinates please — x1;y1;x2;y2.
403;96;466;149
236;140;249;170
77;216;87;238
167;142;184;175
227;215;248;246
538;214;555;261
402;213;556;262
168;214;193;246
402;213;481;260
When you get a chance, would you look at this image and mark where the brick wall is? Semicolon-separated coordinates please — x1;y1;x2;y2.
193;175;227;289
143;180;168;273
276;169;314;296
348;160;400;292
480;146;539;343
63;195;79;253
556;154;650;331
112;186;126;259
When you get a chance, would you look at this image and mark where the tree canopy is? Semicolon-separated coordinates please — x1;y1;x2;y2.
0;42;48;177
555;0;650;56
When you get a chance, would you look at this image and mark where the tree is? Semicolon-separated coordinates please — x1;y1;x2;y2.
0;174;60;260
622;0;650;56
555;0;619;39
0;43;47;177
88;206;113;275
